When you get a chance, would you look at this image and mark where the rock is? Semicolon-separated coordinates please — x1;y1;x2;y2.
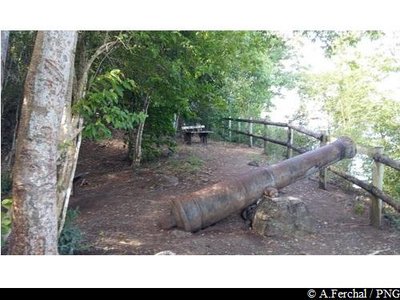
161;147;174;158
159;174;179;186
252;196;313;237
170;229;192;238
263;187;279;198
248;160;260;167
155;250;176;255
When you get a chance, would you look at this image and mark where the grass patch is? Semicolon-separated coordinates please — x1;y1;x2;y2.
168;155;204;174
353;201;366;216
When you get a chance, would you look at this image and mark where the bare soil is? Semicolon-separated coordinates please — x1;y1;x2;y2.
71;137;400;255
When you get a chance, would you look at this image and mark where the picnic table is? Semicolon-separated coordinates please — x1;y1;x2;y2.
182;125;213;145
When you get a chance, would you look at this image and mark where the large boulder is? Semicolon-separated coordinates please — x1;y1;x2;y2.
252;196;313;237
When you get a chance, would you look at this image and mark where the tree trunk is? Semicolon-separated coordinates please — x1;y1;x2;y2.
56;35;120;235
132;97;150;169
1;31;9;88
9;31;78;255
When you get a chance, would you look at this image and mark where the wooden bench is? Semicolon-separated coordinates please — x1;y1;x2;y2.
181;125;213;145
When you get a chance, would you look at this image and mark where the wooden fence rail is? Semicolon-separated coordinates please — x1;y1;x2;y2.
226;117;288;127
223;127;307;154
373;153;400;171
221;117;400;227
288;123;323;140
329;167;400;213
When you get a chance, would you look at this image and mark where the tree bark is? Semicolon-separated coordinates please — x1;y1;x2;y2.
132;97;150;169
1;31;9;88
9;31;78;255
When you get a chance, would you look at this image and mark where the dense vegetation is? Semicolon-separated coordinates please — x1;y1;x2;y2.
74;31;292;163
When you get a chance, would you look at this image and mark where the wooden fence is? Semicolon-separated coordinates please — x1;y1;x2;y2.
222;117;400;227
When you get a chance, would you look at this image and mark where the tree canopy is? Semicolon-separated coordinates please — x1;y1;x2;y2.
74;31;291;162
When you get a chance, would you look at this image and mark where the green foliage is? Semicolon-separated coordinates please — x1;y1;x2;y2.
79;31;292;164
1;31;36;155
384;211;400;231
353;201;366;216
1;200;86;253
58;209;84;255
264;126;287;160
384;167;400;202
76;69;147;140
299;32;400;200
293;131;318;152
1;198;13;247
140;105;178;162
141;135;176;162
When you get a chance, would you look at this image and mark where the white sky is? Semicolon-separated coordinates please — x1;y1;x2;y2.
268;34;331;122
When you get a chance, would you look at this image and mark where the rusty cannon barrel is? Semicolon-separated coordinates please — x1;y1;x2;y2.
167;137;356;232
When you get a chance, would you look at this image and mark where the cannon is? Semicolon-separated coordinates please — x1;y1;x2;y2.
165;137;356;232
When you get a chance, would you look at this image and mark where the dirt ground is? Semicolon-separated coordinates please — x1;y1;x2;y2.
71;137;400;255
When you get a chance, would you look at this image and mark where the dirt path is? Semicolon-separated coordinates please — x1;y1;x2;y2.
71;138;400;255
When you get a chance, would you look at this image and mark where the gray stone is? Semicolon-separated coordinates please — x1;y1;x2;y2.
252;196;313;237
171;229;192;238
248;160;260;167
159;174;179;186
161;147;174;158
155;250;176;255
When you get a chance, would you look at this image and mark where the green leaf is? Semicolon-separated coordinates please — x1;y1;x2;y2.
1;198;12;210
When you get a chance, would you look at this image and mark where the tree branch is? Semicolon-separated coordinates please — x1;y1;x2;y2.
76;40;119;101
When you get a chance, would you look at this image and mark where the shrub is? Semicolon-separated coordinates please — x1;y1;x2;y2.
58;209;84;255
1;198;13;247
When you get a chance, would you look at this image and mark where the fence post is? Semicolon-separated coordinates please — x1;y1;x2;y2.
228;117;232;142
286;123;293;159
249;117;253;147
319;131;328;190
371;146;384;228
263;123;268;154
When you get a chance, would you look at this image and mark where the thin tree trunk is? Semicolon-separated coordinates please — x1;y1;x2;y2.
56;36;119;235
127;128;136;161
56;60;79;227
76;40;118;101
9;31;78;255
1;31;9;89
58;117;83;235
132;97;150;169
1;31;10;118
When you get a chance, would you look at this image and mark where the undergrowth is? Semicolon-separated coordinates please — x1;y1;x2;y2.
58;209;86;255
